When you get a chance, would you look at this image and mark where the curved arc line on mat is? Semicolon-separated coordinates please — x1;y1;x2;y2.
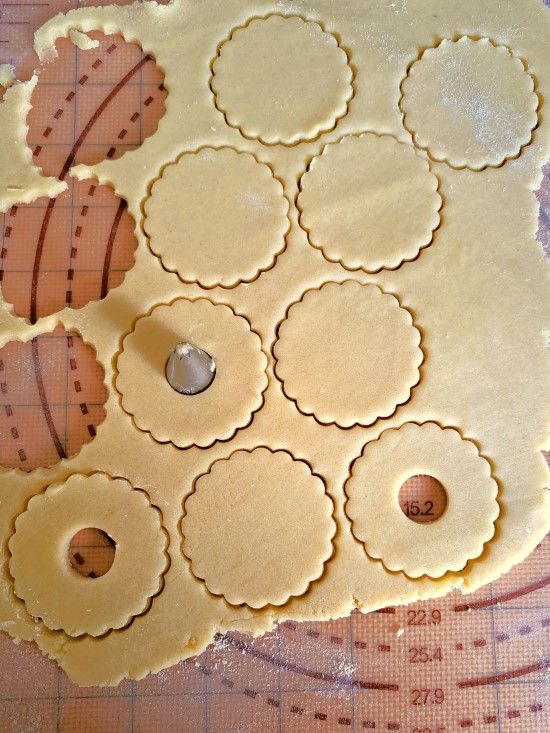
30;335;67;460
215;633;399;691
101;198;127;298
30;54;151;323
458;658;550;688
455;574;550;611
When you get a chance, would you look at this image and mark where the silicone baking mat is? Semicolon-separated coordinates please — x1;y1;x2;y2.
1;1;550;731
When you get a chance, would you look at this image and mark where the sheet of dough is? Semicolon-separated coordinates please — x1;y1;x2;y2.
0;0;549;686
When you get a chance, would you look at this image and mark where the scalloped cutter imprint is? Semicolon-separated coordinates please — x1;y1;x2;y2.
0;0;549;688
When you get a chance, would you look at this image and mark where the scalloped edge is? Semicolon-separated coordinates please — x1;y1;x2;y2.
7;471;171;638
180;446;337;609
141;145;291;289
399;36;541;172
272;280;425;429
114;296;269;449
343;421;502;580
297;132;443;273
209;13;355;147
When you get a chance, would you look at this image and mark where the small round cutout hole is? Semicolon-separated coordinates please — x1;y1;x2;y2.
68;527;116;578
398;474;447;524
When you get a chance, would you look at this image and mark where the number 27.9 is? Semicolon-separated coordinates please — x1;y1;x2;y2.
411;689;445;705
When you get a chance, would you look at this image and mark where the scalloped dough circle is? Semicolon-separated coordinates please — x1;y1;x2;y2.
181;448;335;608
345;423;500;578
211;15;353;145
8;473;168;637
298;134;441;271
143;147;289;288
115;298;268;448
400;37;538;170
273;281;423;427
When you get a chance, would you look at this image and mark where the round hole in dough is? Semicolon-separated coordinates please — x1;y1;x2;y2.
345;422;499;578
8;473;168;637
68;527;116;578
397;475;448;525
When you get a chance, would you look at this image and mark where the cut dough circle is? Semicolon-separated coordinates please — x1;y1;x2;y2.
273;281;423;427
400;37;538;170
143;148;289;288
345;423;500;578
181;447;335;608
298;134;441;272
8;473;168;637
211;15;353;145
115;298;268;448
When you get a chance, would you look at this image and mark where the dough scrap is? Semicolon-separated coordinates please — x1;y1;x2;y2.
211;14;353;145
68;28;99;50
8;473;168;637
0;77;66;211
345;423;500;578
0;64;15;89
273;281;423;427
181;447;335;608
115;298;268;448
144;147;289;288
298;134;441;272
400;37;539;170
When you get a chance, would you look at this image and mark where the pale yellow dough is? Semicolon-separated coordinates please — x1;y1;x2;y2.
298;134;441;272
115;298;268;448
8;473;168;637
0;0;549;688
68;28;100;50
400;37;539;170
144;147;289;288
345;423;499;579
0;64;15;88
211;14;353;145
274;281;423;427
182;448;335;608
